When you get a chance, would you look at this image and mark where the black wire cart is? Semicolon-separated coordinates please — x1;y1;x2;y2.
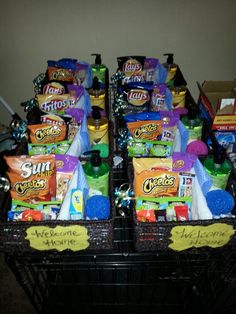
2;166;236;314
1;83;236;314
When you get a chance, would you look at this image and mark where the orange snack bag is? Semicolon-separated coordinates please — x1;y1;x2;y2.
4;155;56;202
28;124;67;144
133;157;178;197
47;66;75;83
127;120;163;140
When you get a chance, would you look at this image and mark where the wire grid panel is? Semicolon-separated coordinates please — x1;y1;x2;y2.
5;247;236;314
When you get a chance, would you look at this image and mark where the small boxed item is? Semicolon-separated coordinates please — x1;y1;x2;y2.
198;80;236;168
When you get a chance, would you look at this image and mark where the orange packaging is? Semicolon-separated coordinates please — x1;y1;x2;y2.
47;66;75;83
4;155;56;202
132;157;178;197
134;170;179;197
127;120;163;140
28;124;67;144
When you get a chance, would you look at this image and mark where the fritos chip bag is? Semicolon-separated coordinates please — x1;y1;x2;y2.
133;158;179;197
28;124;67;144
4;155;56;202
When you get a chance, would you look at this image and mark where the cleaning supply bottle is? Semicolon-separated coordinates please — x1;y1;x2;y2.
181;102;203;141
83;150;109;197
89;77;106;111
203;134;232;190
91;53;108;89
163;53;178;87
87;106;109;157
170;72;187;109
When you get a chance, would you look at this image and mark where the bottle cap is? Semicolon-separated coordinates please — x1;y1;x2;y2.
91;53;102;65
83;150;101;167
163;53;174;65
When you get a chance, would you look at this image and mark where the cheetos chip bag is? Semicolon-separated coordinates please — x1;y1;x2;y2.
132;157;179;197
28;124;67;144
4;155;56;202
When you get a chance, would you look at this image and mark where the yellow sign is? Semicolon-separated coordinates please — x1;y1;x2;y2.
168;223;235;251
25;225;89;251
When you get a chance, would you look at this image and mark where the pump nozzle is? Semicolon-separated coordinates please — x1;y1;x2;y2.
163;53;174;65
91;106;103;120
83;150;101;167
91;53;102;65
92;77;100;90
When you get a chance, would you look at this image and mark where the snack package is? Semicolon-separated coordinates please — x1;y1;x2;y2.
172;152;197;172
43;82;66;94
55;154;78;201
40;113;66;125
127;139;173;157
4;155;56;202
37;94;75;114
123;85;151;115
28;124;67;144
178;172;195;197
75;61;93;88
117;56;146;84
47;66;76;83
135;196;192;222
144;58;167;85
133;158;178;197
127;120;163;141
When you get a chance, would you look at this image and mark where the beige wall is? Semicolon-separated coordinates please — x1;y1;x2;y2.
0;0;235;125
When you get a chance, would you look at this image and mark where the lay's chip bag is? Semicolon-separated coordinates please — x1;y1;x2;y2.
4;155;56;202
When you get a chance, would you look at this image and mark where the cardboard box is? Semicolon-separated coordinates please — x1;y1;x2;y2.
198;80;236;120
198;80;236;129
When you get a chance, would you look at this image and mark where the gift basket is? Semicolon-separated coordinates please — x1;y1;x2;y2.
110;54;236;252
0;57;116;253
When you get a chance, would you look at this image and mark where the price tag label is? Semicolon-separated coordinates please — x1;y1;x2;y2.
25;225;89;251
168;223;235;251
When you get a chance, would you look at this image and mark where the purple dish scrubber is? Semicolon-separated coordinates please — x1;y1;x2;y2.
186;140;208;156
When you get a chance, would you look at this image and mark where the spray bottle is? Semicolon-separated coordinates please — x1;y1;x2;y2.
83;150;109;197
204;132;232;190
89;77;106;111
87;106;109;157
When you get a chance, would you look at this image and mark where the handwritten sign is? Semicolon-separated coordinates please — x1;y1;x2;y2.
25;225;89;251
168;223;235;251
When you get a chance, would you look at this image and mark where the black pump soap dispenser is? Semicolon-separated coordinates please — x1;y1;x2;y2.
89;77;106;111
91;53;108;88
203;132;232;190
83;150;109;197
163;53;178;87
87;106;109;157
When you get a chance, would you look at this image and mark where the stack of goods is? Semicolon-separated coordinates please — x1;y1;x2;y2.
4;56;112;223
111;55;235;226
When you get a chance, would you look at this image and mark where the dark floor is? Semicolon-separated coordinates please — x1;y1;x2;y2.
0;253;36;314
